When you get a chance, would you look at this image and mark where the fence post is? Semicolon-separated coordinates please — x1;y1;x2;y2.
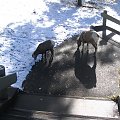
78;0;82;6
102;10;107;41
0;65;8;100
0;65;5;77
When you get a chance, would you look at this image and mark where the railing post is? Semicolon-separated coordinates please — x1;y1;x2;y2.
0;65;8;100
78;0;82;6
0;65;5;77
102;10;107;41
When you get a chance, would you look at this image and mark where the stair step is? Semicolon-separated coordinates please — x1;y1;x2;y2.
0;114;29;120
6;108;32;117
0;93;119;120
1;108;118;120
9;93;119;119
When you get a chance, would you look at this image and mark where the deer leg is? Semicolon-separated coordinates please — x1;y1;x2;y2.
41;52;47;63
87;43;89;53
77;36;81;50
81;41;84;55
94;48;97;57
86;43;89;63
93;54;97;69
41;54;44;62
92;42;97;57
49;49;54;66
44;51;47;63
77;41;81;50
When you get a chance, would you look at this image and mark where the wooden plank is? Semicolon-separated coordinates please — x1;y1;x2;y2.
102;11;107;27
106;26;120;35
101;12;120;25
14;94;119;119
0;88;19;113
102;11;107;40
78;0;82;6
0;73;17;91
90;25;105;32
105;32;116;41
109;39;120;48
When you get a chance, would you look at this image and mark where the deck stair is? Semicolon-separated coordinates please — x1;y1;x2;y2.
0;92;119;120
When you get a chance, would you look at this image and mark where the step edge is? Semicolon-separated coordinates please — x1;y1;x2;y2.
9;108;119;120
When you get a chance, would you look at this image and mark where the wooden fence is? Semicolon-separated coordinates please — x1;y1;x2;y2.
91;10;120;42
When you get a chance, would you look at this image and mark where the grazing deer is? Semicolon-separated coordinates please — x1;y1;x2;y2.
32;40;55;64
77;30;99;55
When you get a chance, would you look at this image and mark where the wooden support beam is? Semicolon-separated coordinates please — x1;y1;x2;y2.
106;26;120;35
0;65;5;77
101;11;120;25
105;32;116;41
78;0;82;6
90;25;105;32
91;10;120;43
102;11;107;40
0;73;17;91
0;73;17;100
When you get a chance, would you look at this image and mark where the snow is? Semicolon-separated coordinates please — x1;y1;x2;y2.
0;0;119;89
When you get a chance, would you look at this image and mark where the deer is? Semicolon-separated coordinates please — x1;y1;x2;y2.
77;30;99;56
32;40;55;64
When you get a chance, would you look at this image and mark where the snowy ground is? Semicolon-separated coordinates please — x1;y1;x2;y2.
0;0;119;89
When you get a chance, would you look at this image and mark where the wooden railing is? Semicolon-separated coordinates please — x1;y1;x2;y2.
0;65;20;114
91;10;120;42
0;65;17;100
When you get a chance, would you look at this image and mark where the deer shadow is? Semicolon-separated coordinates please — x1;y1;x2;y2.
74;48;97;89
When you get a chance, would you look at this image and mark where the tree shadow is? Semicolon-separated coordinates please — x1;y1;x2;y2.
74;48;97;89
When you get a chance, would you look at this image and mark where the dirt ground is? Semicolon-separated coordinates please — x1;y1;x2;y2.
22;35;120;98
